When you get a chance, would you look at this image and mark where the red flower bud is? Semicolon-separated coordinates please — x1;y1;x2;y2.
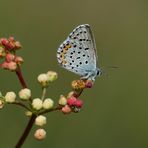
61;105;72;114
85;80;93;88
7;61;17;71
0;38;9;46
75;99;83;108
9;36;15;42
67;97;77;106
5;53;15;62
6;42;15;50
1;61;9;69
14;56;23;64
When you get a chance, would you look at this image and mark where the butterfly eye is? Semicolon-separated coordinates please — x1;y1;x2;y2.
97;69;102;76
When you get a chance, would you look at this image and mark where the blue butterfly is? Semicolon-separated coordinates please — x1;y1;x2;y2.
57;24;101;81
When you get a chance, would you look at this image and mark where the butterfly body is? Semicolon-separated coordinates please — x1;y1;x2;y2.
57;24;101;81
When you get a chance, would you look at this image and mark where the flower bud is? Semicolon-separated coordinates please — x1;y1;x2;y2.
35;115;47;126
1;61;17;71
58;95;67;106
5;53;15;62
67;97;77;106
67;91;75;98
46;71;58;82
71;80;85;90
75;99;83;108
25;111;32;117
7;61;17;71
15;41;22;49
6;42;15;50
37;73;49;87
61;105;72;114
18;88;31;100
9;36;14;42
85;80;93;88
1;61;9;69
0;100;4;109
0;47;5;58
5;91;16;103
34;129;46;140
14;56;23;65
0;38;9;46
32;98;43;110
42;98;54;110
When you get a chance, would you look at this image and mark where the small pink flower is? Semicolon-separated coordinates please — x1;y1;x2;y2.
9;36;14;42
0;38;9;46
14;56;23;64
85;80;93;88
15;41;22;49
75;99;83;108
5;53;15;62
67;97;77;106
6;42;15;50
7;61;17;71
61;105;72;114
1;61;9;69
34;129;46;140
0;38;15;50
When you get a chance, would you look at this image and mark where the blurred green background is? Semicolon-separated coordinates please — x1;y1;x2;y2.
0;0;148;147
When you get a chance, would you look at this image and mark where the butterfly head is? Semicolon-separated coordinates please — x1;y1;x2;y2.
91;67;102;81
96;67;102;76
81;67;101;82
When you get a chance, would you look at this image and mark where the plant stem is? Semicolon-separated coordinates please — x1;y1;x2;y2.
14;64;85;147
15;114;36;148
77;89;84;97
41;87;46;101
15;65;27;88
11;101;31;111
15;65;35;148
39;105;62;115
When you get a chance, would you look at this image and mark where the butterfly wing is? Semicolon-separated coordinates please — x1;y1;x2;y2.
57;24;98;77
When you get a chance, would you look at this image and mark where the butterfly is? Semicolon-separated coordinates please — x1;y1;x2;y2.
57;24;101;81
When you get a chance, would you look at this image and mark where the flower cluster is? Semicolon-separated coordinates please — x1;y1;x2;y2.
33;71;58;140
0;36;96;145
37;71;58;87
0;70;57;140
0;37;23;71
58;79;93;114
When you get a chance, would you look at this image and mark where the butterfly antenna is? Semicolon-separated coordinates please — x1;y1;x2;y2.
100;65;118;78
106;66;119;69
100;68;109;78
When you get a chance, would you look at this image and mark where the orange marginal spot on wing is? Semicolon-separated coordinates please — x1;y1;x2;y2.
59;44;72;65
59;53;67;64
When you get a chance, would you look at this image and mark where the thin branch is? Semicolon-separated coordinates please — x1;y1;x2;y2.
41;87;46;101
11;101;31;111
15;65;27;88
76;89;84;97
15;114;36;148
15;65;35;148
38;106;62;115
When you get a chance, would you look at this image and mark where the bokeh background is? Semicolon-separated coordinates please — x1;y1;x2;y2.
0;0;148;147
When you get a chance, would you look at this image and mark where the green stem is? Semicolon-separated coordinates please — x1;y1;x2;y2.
41;87;47;101
38;105;62;115
11;101;31;111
